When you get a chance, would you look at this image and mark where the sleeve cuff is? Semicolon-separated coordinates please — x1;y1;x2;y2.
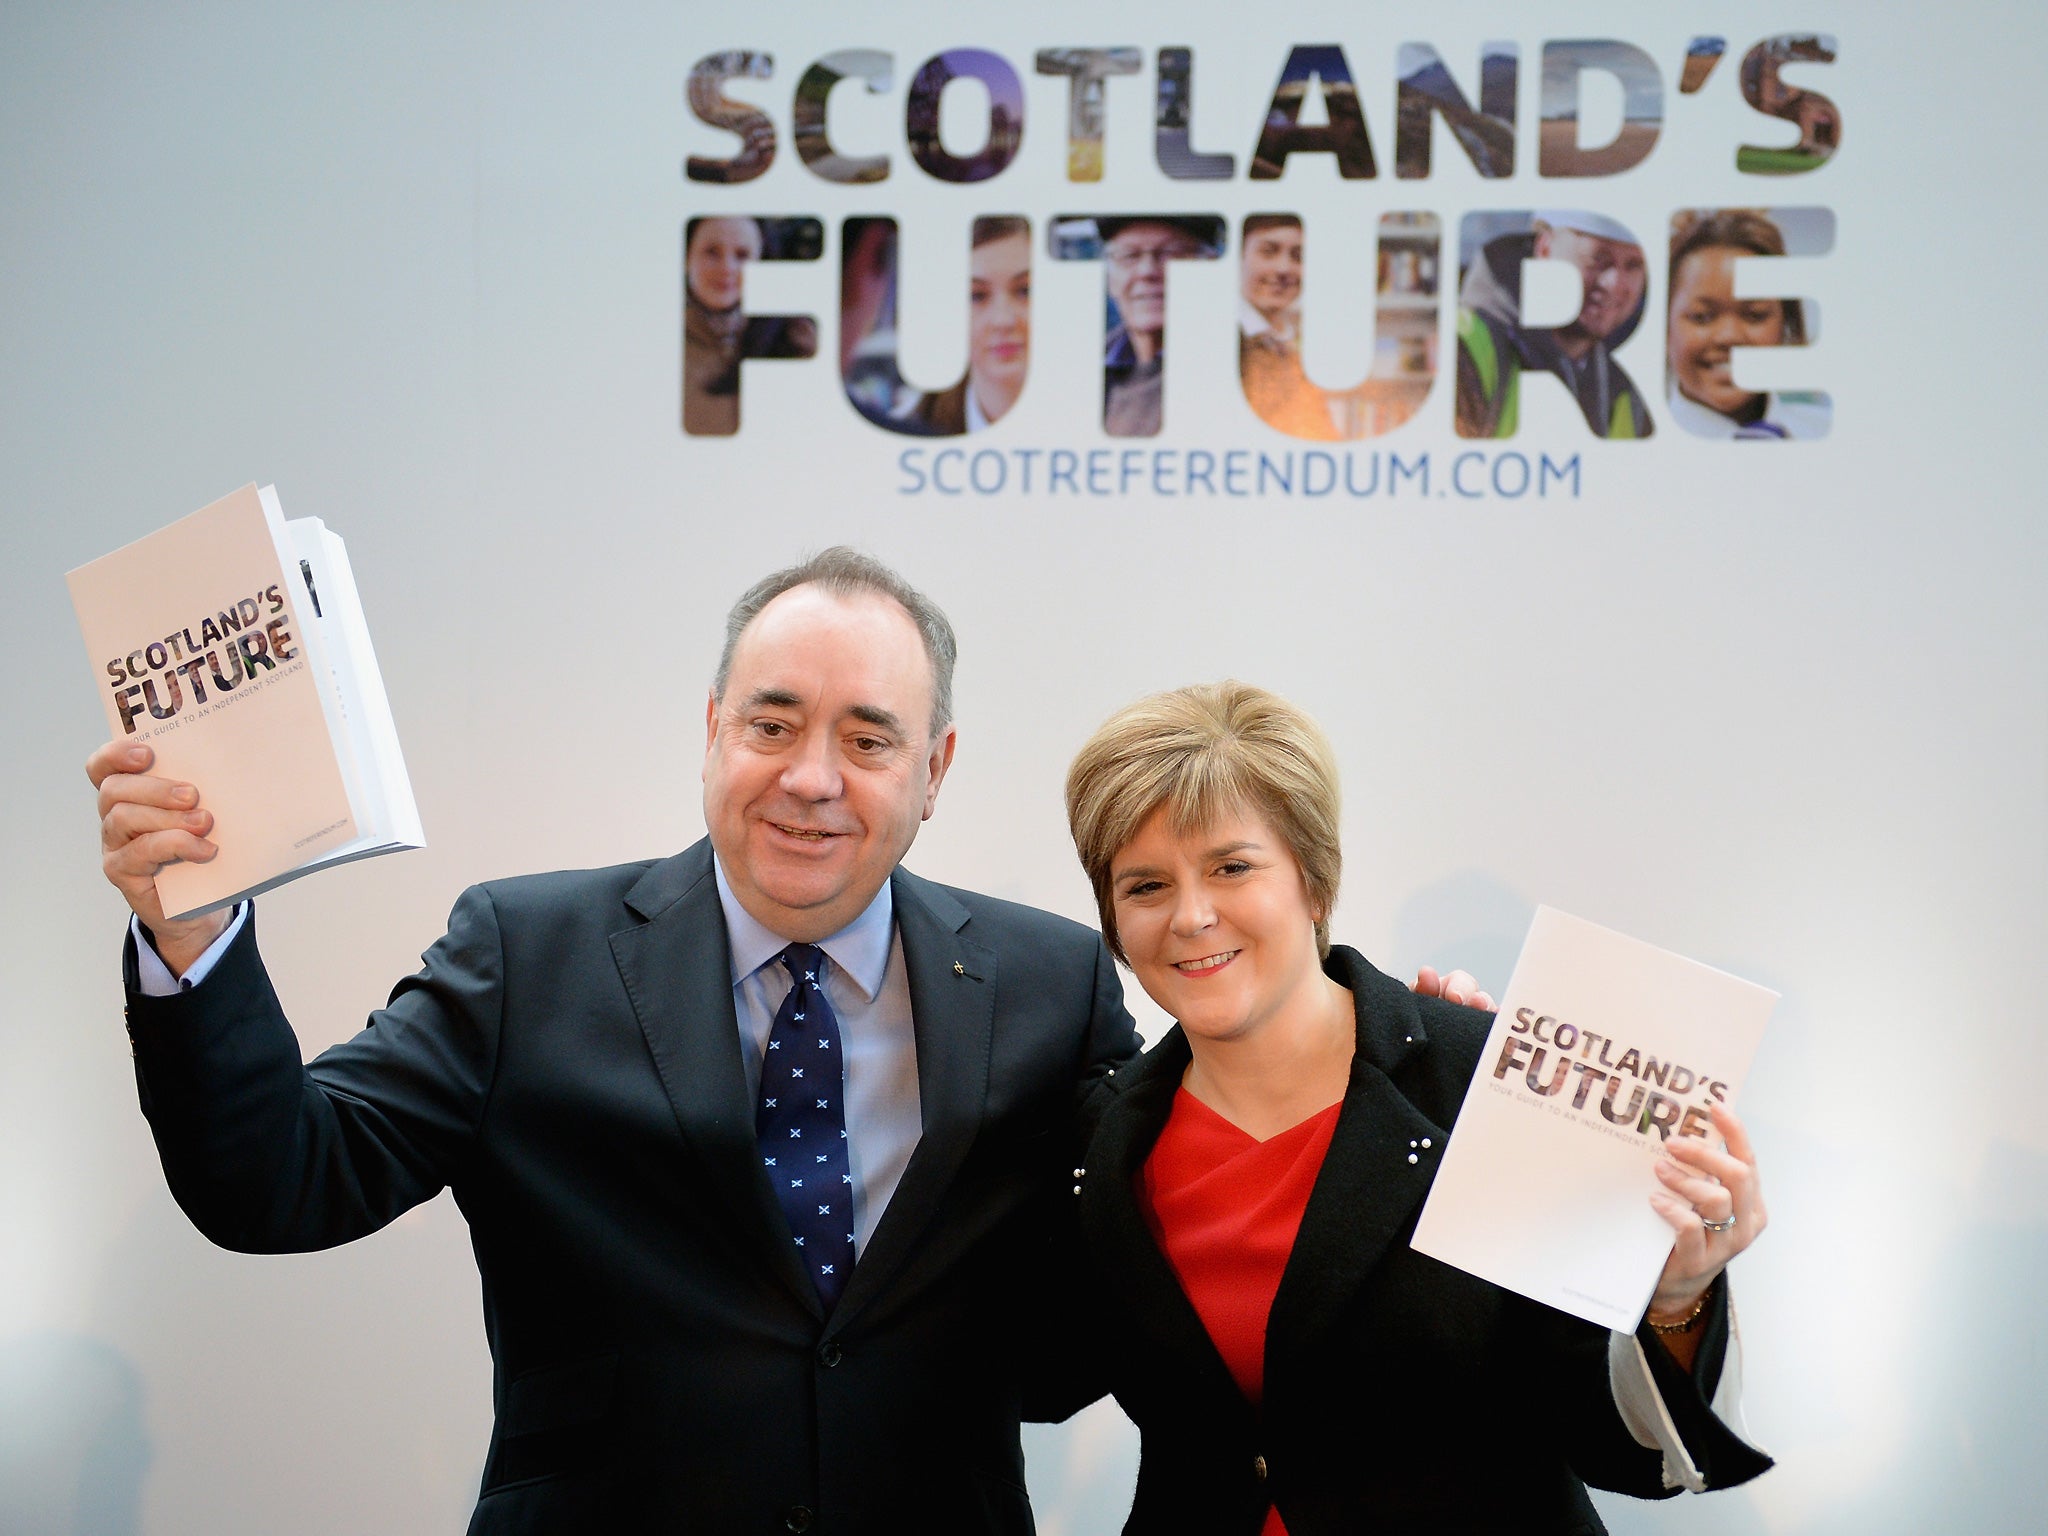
131;904;249;995
1607;1279;1775;1492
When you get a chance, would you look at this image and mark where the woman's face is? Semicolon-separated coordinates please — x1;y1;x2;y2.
1110;803;1324;1045
968;232;1031;395
1668;245;1786;416
1240;223;1303;323
688;218;762;310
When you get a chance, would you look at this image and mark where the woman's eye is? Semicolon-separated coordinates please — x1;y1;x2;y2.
1217;861;1252;877
1122;880;1164;899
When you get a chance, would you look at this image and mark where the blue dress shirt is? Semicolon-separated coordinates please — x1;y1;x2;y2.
712;860;922;1258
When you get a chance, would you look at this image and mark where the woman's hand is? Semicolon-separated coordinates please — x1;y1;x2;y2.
1645;1103;1767;1355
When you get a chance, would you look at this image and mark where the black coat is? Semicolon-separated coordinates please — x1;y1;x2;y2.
1070;946;1770;1535
124;839;1139;1534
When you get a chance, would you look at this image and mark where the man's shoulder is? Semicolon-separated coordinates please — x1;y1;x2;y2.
893;866;1102;950
466;848;704;925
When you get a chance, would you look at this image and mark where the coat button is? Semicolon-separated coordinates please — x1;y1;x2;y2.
785;1506;814;1532
1252;1454;1268;1482
819;1342;842;1368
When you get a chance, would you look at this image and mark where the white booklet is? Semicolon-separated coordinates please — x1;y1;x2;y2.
1410;907;1775;1331
67;483;423;920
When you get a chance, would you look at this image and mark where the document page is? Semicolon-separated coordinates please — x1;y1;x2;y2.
1411;907;1775;1331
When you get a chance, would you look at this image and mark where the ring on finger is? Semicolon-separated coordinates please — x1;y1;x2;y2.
1700;1213;1737;1233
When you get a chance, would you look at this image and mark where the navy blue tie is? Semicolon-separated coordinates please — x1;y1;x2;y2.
756;943;854;1310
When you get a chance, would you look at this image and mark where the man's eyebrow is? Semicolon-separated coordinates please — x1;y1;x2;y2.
739;687;804;712
848;703;907;735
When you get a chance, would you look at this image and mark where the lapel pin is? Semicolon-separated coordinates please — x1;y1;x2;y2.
953;961;965;975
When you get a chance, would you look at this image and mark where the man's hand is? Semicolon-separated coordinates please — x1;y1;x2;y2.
87;741;231;974
1411;965;1496;1012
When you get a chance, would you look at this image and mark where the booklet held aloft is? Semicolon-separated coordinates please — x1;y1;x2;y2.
67;483;423;920
1410;907;1774;1332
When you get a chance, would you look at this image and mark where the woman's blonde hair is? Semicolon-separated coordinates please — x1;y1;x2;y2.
1065;681;1342;962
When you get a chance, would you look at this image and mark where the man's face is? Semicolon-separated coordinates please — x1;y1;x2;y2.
1240;223;1304;322
704;585;956;942
1536;224;1648;341
1105;221;1201;336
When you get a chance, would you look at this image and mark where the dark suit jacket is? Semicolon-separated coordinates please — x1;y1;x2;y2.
1070;946;1771;1536
123;839;1138;1534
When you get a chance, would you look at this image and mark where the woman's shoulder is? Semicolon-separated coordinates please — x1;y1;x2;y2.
1079;1021;1190;1139
1326;944;1497;1110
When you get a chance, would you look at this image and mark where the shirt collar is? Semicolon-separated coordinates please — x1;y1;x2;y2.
713;855;895;1002
1239;298;1297;343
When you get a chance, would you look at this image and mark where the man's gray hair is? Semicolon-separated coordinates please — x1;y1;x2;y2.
714;548;958;736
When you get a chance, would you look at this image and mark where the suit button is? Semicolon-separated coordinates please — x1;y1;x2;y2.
818;1342;842;1368
1253;1454;1268;1482
785;1506;814;1532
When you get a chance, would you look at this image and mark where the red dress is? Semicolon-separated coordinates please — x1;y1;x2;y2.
1138;1089;1342;1536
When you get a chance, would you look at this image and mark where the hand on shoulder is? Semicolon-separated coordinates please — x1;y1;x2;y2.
1411;965;1496;1012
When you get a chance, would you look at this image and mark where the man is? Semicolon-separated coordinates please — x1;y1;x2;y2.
1456;210;1655;439
89;549;1501;1531
1097;217;1214;437
1236;213;1340;441
89;550;1145;1533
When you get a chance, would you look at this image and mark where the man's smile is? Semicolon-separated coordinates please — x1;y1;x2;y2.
767;820;841;842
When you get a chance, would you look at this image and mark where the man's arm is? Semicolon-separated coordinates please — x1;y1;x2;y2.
93;738;499;1252
125;887;503;1253
1078;930;1143;1098
1022;933;1140;1424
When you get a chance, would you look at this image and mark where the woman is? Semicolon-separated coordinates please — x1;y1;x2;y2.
682;216;816;436
1666;209;1828;440
1063;683;1772;1534
898;216;1031;434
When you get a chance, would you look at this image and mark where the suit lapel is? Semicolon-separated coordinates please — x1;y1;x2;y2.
834;868;994;1324
1265;954;1447;1365
609;842;819;1316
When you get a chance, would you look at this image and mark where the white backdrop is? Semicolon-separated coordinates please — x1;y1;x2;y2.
4;3;2043;1533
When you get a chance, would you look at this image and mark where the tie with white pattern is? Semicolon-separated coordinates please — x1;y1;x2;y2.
756;943;854;1310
